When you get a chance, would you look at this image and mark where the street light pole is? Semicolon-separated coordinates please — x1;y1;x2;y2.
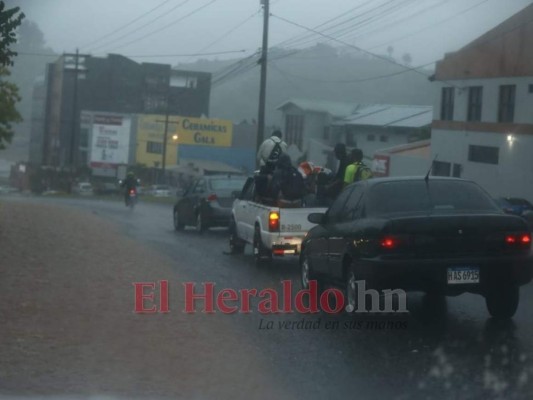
256;0;270;162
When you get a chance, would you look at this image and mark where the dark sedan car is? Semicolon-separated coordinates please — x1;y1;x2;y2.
301;177;533;319
173;175;247;233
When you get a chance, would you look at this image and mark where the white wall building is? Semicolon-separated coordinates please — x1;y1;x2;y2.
430;4;533;200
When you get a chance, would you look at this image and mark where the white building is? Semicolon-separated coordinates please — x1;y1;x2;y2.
430;4;533;199
334;104;432;159
277;98;432;171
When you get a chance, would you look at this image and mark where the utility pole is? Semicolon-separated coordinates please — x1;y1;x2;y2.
156;85;179;184
256;0;270;161
63;49;88;191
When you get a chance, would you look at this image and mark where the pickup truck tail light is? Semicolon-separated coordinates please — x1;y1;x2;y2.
269;211;280;232
207;193;218;202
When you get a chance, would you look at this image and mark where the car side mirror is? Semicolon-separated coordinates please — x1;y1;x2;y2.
308;212;326;225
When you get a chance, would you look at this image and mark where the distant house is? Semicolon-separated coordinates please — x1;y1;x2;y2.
276;98;360;157
333;104;432;161
430;3;533;199
276;98;432;172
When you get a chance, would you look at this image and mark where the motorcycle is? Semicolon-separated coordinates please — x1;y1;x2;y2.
126;187;138;209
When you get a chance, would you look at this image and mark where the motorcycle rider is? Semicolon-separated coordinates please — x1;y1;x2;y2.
121;172;138;206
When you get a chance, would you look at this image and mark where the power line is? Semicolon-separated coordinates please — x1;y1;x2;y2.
87;0;192;53
194;9;261;56
274;0;388;49
342;0;449;43
105;0;218;53
284;0;416;49
366;0;490;51
271;13;434;80
15;49;247;58
79;0;173;50
269;60;436;84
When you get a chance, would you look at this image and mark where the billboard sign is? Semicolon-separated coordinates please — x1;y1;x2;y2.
176;117;232;147
90;115;131;168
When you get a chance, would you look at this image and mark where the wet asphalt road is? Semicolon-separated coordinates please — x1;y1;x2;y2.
7;195;533;400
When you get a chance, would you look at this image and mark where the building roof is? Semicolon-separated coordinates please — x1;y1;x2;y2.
276;98;360;118
337;105;432;128
435;4;533;80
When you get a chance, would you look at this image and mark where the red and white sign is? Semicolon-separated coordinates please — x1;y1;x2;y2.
89;115;131;168
372;154;390;177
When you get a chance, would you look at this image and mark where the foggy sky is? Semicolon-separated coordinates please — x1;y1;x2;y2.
6;0;533;67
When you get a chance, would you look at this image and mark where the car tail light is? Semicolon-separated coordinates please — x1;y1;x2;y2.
129;189;136;195
380;236;398;249
504;233;531;247
269;211;280;232
207;193;218;202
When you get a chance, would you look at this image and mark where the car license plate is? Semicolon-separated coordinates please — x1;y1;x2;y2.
447;267;480;284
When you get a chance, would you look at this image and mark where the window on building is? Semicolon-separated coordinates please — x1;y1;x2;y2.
452;163;462;178
498;85;516;123
380;135;388;142
432;161;451;176
143;95;167;113
146;141;163;154
468;145;499;165
367;134;375;141
285;114;304;149
440;87;455;120
467;86;483;122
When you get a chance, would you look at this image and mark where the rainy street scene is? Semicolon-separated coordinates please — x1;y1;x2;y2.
2;1;533;399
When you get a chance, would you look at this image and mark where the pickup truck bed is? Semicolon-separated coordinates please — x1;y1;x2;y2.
230;177;327;263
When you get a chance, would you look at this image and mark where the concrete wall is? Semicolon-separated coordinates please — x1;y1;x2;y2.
431;128;533;199
389;154;430;177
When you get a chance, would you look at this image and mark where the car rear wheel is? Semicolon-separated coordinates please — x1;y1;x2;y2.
486;285;519;320
229;220;245;254
253;227;271;266
173;209;184;231
196;212;207;234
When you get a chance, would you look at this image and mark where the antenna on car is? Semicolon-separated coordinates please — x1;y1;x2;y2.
425;154;438;182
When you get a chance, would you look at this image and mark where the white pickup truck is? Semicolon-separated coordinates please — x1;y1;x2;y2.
229;176;328;264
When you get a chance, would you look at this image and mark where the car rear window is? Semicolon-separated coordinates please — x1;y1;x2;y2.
366;180;500;216
209;178;247;191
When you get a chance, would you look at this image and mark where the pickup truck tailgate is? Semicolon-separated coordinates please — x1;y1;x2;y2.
278;207;327;234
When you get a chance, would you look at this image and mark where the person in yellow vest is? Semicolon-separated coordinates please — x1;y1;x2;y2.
344;148;373;186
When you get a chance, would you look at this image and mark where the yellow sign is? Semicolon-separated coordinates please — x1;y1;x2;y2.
176;117;233;147
135;115;179;167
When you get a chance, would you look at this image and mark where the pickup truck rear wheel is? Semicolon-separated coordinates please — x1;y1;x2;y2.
228;220;245;254
486;285;519;320
253;227;272;266
173;209;184;231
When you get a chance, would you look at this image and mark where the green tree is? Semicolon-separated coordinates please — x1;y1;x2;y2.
0;1;24;149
